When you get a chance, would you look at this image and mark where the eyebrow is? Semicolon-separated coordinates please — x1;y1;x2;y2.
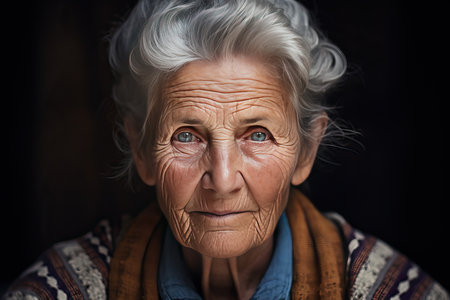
241;117;267;125
180;118;203;125
178;117;268;126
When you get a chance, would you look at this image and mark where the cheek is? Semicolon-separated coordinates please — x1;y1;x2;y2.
155;153;204;212
242;146;298;210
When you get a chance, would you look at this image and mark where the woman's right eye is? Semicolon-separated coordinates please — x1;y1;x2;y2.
175;132;195;143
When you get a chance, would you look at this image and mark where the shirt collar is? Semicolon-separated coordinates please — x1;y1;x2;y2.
158;212;293;300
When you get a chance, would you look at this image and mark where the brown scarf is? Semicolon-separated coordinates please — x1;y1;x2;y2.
109;188;345;299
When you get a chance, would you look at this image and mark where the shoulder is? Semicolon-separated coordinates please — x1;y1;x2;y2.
2;219;120;300
326;213;450;300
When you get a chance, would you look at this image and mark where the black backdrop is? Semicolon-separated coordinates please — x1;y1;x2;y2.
3;0;448;292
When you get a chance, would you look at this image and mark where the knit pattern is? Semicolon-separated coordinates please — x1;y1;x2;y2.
3;213;448;299
2;219;115;300
327;213;449;300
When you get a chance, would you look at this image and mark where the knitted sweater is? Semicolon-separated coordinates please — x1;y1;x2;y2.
2;210;448;300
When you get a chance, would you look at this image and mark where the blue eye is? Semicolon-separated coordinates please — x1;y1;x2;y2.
250;131;267;142
176;132;194;143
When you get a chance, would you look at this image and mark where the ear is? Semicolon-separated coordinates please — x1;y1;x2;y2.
291;114;328;185
124;118;156;186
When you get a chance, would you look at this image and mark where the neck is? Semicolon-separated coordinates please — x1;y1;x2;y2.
182;236;274;300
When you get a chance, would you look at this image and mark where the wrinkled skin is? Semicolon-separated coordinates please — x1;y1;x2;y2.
130;56;325;299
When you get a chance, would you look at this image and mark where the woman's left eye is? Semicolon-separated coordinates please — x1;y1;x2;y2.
250;131;268;142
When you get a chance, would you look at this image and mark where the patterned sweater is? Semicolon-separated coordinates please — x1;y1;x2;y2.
2;213;448;300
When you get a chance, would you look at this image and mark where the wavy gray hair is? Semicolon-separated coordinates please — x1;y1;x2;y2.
108;0;346;185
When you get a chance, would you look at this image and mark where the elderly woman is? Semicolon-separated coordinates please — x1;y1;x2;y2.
3;0;449;299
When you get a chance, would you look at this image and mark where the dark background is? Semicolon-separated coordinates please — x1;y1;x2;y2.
3;0;448;293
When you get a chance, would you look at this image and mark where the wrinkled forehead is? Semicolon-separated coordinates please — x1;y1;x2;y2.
162;57;293;116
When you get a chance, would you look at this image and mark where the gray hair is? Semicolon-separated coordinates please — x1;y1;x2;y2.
108;0;347;185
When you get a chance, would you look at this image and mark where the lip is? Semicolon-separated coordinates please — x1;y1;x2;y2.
192;211;249;218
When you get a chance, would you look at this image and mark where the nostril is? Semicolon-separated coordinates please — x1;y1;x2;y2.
201;143;244;194
232;171;245;193
201;172;215;191
200;169;244;195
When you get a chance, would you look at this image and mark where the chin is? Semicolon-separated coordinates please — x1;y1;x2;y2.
192;230;255;258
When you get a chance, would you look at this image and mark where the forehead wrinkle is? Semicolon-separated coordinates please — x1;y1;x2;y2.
164;72;284;109
165;86;281;99
163;94;289;132
164;91;282;114
165;77;282;95
231;99;287;119
166;89;278;100
231;101;293;135
159;102;214;131
162;64;290;132
164;97;222;113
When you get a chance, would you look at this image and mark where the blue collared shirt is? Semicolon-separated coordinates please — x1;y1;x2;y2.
158;212;293;300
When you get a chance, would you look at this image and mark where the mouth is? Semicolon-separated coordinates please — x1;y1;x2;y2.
192;211;249;218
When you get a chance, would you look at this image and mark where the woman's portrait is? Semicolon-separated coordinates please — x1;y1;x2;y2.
2;0;448;299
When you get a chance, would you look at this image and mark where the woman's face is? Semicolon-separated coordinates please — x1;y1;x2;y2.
135;56;310;258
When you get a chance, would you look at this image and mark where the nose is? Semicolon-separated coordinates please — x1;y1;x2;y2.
201;142;244;195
